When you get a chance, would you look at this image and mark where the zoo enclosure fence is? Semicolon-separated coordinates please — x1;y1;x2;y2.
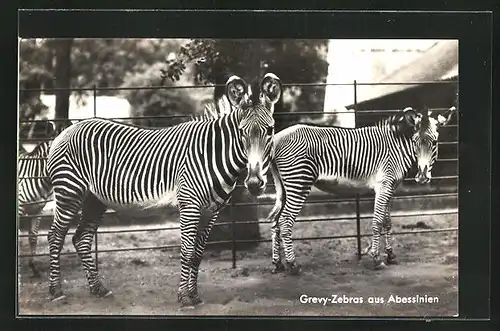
18;80;459;270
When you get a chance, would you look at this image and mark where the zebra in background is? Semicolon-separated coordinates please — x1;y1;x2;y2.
18;120;73;277
18;140;52;278
45;74;282;307
266;106;457;274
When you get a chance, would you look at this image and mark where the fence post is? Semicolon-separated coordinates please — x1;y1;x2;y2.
93;84;98;271
353;80;362;260
353;80;358;126
355;194;362;260
93;84;97;118
231;199;237;269
95;231;99;272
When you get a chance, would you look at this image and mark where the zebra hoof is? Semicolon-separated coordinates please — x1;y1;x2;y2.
271;261;285;274
178;295;197;308
385;250;398;265
373;260;387;270
286;261;301;276
49;286;65;302
188;291;203;306
49;292;66;302
91;286;113;298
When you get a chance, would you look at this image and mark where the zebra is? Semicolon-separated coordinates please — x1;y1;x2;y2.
17;120;72;277
266;106;457;274
18;140;53;277
45;73;282;307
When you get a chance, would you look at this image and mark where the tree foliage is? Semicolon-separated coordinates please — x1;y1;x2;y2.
162;39;329;130
20;38;329;133
120;62;210;127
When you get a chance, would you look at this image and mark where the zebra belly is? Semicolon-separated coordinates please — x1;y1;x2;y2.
314;174;380;195
91;186;179;214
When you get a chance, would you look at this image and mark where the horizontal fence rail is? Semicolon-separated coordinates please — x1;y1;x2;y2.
17;80;459;269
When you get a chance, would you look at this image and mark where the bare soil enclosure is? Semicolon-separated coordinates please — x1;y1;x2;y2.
18;213;458;316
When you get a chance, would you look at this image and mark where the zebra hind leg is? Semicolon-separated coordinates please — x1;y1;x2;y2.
271;223;285;274
368;184;395;270
279;186;313;276
48;189;84;301
72;194;111;298
28;216;42;278
383;213;398;265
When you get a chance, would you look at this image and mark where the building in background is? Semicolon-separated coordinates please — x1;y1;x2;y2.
322;40;457;127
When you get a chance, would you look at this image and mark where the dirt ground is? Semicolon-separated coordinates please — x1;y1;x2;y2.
17;212;458;317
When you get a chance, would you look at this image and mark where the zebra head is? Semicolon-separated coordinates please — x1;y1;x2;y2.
225;73;282;196
402;106;456;184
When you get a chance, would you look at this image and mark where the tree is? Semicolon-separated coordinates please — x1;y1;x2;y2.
162;39;329;131
54;39;73;132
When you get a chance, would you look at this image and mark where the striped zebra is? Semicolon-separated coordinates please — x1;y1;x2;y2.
266;106;457;274
45;74;282;307
18;140;53;277
17;120;72;277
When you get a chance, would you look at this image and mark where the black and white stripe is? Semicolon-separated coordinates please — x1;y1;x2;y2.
266;106;456;273
45;74;282;307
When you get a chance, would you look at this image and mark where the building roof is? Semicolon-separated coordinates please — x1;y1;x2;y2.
349;40;458;107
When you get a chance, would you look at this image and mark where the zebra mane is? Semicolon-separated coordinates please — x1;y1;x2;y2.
190;95;234;123
376;112;417;137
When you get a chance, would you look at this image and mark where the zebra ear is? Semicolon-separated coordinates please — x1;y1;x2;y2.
46;121;56;137
402;107;422;130
436;106;456;127
260;73;282;106
225;75;248;107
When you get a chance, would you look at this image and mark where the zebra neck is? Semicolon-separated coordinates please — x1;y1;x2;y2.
395;134;418;174
208;114;247;196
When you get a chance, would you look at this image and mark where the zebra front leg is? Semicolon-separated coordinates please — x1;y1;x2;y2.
177;205;201;308
187;210;220;305
383;210;398;265
28;216;41;278
72;195;110;297
368;183;394;270
271;222;285;273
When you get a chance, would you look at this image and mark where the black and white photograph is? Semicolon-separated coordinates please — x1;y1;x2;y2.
17;37;459;316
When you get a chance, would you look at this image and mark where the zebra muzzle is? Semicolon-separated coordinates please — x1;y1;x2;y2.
415;165;431;184
244;176;266;196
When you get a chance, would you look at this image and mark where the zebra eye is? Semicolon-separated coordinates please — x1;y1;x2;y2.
266;126;274;136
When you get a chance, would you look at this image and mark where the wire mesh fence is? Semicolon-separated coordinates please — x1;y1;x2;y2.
17;80;458;270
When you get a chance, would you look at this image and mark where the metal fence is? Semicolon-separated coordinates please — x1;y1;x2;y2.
17;80;458;270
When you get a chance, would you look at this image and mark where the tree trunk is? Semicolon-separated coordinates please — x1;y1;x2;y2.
54;39;73;131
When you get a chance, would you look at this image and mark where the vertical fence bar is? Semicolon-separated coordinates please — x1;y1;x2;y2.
353;80;362;260
231;200;237;269
93;84;99;271
93;84;97;118
95;231;99;272
355;194;362;260
353;80;358;127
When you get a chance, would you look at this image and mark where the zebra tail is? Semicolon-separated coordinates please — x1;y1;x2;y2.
265;159;286;226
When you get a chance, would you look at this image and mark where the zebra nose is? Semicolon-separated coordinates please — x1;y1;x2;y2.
245;177;265;196
415;172;431;184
